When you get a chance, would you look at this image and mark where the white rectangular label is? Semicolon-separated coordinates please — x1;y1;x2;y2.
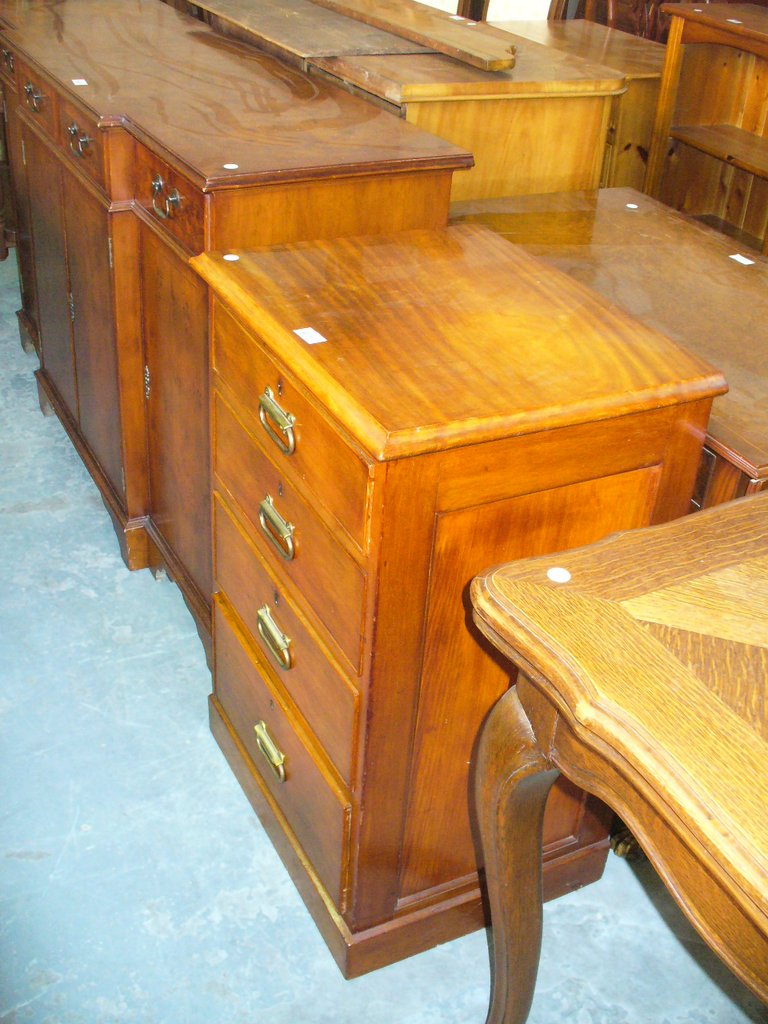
729;253;755;265
71;78;88;86
294;327;327;345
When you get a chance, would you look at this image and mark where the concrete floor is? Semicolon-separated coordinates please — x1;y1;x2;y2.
1;253;765;1024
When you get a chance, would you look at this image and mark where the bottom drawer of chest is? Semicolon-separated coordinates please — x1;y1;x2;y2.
214;599;351;908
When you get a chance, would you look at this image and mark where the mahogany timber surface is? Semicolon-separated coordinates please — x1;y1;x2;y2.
473;493;768;1020
306;0;518;71
0;0;470;187
192;224;724;461
171;0;431;62
450;187;768;491
194;222;726;974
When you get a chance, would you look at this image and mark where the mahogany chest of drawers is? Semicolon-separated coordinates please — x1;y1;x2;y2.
193;223;725;976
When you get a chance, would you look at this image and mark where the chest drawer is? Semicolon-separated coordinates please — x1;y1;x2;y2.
17;60;57;138
215;600;351;908
213;301;371;551
214;494;358;784
214;392;367;673
134;142;204;253
58;96;105;191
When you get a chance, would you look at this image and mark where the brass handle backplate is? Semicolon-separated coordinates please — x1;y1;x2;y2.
3;49;14;74
258;495;295;561
67;122;92;157
24;82;43;112
258;386;296;455
151;173;181;220
254;720;286;783
256;604;293;670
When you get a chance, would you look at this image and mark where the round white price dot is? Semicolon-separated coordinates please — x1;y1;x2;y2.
547;567;572;584
223;254;240;262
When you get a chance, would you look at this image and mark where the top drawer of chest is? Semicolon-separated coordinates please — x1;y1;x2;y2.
212;300;372;552
134;142;205;253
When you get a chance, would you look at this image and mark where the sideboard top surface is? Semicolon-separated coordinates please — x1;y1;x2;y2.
193;222;725;460
0;0;471;186
450;187;768;477
659;2;768;41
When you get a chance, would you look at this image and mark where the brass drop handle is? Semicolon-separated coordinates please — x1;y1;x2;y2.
254;720;286;783
256;604;293;670
258;386;296;455
3;50;14;73
151;173;181;220
67;122;92;157
24;82;43;112
258;495;295;561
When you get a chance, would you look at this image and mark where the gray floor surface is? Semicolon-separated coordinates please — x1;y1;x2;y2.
1;253;765;1023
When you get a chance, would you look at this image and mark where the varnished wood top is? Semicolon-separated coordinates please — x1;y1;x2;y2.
471;491;768;987
178;0;430;63
661;1;768;42
490;19;665;80
450;187;768;479
0;0;470;188
192;223;724;461
305;0;517;71
310;40;626;103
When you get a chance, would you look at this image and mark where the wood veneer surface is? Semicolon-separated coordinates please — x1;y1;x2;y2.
0;0;471;187
450;187;768;479
192;223;724;461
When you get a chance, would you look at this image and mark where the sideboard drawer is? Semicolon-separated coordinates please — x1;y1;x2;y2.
134;142;204;253
58;96;105;191
215;600;351;908
213;300;371;550
214;494;358;784
17;60;57;138
214;392;367;673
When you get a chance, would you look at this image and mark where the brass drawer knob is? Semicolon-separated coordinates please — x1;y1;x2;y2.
24;82;43;112
256;604;293;670
258;494;295;561
258;386;296;455
67;121;92;157
150;173;181;220
254;720;286;783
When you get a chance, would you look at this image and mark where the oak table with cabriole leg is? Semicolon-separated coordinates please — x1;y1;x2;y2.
472;492;768;1023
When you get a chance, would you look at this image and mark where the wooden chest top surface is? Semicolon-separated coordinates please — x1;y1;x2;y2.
193;223;725;460
0;0;470;186
450;187;768;478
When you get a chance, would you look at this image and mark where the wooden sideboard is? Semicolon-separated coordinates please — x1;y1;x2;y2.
451;186;768;507
490;19;665;191
192;223;725;975
170;0;628;201
0;0;470;647
645;3;768;253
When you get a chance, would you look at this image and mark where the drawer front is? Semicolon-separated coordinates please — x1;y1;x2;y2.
134;142;204;253
17;60;57;139
58;96;105;190
214;301;371;550
215;600;350;907
214;494;358;784
0;44;16;84
214;392;367;673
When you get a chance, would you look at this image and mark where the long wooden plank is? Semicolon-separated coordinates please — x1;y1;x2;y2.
307;0;517;71
184;0;430;62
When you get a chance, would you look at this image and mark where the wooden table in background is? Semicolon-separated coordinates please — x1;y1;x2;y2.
490;20;665;190
451;186;768;508
473;492;768;1023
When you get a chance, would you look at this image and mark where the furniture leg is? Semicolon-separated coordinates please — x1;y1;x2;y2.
475;686;559;1024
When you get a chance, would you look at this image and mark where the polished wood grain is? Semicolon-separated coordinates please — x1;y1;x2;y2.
646;3;768;252
449;187;768;502
306;0;517;70
193;224;723;462
170;0;430;64
473;492;768;1022
489;20;665;189
197;223;726;975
